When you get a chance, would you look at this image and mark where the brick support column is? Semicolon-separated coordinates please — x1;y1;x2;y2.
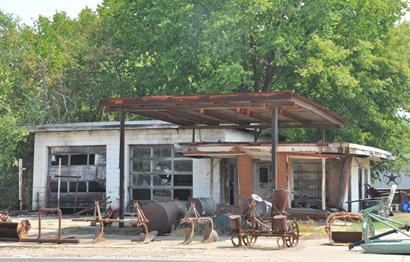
276;153;288;190
237;155;253;199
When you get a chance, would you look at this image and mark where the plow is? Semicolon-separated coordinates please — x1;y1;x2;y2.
72;200;157;243
180;200;218;244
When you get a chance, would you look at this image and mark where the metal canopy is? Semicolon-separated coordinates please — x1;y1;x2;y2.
100;92;344;129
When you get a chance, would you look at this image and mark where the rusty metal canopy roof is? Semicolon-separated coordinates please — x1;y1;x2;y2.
100;92;344;129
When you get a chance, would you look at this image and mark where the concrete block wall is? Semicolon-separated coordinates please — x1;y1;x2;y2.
32;125;253;209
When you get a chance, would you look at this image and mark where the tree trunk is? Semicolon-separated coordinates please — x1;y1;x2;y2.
250;36;260;91
262;52;275;91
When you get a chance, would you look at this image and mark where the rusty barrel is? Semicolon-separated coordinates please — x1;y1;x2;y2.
228;215;242;230
141;201;187;235
272;215;288;232
192;198;217;216
251;194;272;219
272;189;290;214
0;222;19;241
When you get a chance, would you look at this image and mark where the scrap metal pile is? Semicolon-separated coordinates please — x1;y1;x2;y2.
229;190;299;249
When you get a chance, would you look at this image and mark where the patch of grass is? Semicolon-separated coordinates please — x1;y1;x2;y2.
367;212;410;231
294;218;326;239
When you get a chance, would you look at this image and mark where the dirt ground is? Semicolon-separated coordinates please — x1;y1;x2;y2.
1;214;410;262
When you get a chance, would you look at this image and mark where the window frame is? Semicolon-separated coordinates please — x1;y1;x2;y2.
130;145;193;201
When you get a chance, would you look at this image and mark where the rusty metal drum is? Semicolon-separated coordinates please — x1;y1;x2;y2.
141;200;187;235
272;189;290;214
272;215;288;232
192;198;217;216
229;215;242;230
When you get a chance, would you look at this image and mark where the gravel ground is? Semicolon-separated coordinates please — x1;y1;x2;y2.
0;215;409;262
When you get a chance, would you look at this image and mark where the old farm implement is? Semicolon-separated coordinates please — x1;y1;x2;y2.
22;208;79;244
324;212;363;245
180;199;218;244
0;212;31;242
229;191;299;248
72;200;157;243
349;185;410;254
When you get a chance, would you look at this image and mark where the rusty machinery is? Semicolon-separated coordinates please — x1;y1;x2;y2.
73;200;157;243
229;191;299;249
180;200;218;244
22;208;79;244
0;212;31;242
324;212;363;245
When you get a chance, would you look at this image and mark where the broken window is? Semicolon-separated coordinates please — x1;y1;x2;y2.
130;145;193;201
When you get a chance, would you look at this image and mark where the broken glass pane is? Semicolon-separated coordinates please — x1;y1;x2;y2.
153;146;172;158
174;160;192;172
133;160;151;172
152;160;171;173
152;174;172;186
153;189;172;201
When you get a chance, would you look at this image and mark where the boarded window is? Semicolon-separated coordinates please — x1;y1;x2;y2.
70;154;88;165
88;181;105;192
174;175;192;186
133;189;150;200
174;189;191;200
69;182;87;192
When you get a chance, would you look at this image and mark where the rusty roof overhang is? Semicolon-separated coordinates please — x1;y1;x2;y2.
100;92;345;129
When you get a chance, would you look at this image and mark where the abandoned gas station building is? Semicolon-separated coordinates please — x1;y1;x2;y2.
28;92;393;216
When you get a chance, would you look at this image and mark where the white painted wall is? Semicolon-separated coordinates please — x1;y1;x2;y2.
32;125;250;209
344;157;371;212
192;158;221;203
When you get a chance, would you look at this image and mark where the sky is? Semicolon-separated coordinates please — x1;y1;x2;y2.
0;0;103;25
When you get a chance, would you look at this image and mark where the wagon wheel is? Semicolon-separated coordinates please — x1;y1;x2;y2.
230;232;243;247
242;222;258;246
285;221;300;247
277;236;287;249
243;234;258;246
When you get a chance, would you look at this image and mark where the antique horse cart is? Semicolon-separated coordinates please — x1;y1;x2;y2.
229;190;299;248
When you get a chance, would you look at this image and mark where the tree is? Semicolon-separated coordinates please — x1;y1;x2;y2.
99;0;410;164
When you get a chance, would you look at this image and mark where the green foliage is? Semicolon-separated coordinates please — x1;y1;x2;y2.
0;0;409;182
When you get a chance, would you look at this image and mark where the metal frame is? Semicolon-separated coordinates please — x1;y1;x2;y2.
130;145;193;201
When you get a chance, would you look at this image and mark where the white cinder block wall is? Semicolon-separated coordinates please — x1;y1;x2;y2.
31;124;254;209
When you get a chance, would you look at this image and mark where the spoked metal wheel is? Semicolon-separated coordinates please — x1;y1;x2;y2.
285;221;300;247
243;234;257;246
231;232;243;247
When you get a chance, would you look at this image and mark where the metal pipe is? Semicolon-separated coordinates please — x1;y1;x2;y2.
322;158;326;210
348;225;410;249
119;111;126;226
271;107;278;188
18;159;23;211
57;157;61;210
